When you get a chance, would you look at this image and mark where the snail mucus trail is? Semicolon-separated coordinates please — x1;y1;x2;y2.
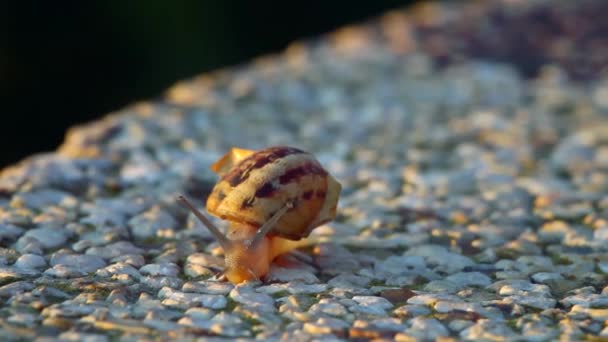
177;146;341;284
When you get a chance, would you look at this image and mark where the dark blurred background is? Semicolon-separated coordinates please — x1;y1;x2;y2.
0;1;417;168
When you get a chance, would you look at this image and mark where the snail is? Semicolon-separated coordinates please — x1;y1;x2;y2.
177;146;341;284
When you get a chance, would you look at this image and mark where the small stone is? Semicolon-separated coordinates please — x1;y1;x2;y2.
327;273;371;293
50;253;106;273
7;312;38;327
128;206;177;240
86;241;144;260
303;317;349;335
57;331;109;342
460;320;517;340
393;304;431;318
531;272;564;284
570;305;608;321
350;296;393;315
139;275;182;290
561;292;608;309
159;287;227;309
407;317;449;339
369;317;408;331
143;319;181;331
266;266;319;284
379;288;417;304
14;253;47;270
445;272;492;287
11;189;77;211
182;280;233;295
594;227;608;241
184;307;214;320
491;280;552;296
500;295;557;310
21;226;69;250
309;299;348;317
140;263;180;277
44;265;86;278
110;254;146;268
0;223;24;241
407;293;460;306
404;245;474;273
197;294;227;309
181;312;251;337
374;255;426;277
72;240;93;252
96;262;142;280
230;285;275;312
449;319;475;332
424;280;467;293
14;236;43;255
0;281;34;297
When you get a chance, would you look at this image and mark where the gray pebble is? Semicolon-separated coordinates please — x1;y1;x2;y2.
21;226;69;250
50;253;106;273
86;241;144;259
0;281;34;297
229;285;275;312
14;253;47;270
128;206;177;240
350;296;393;316
0;223;24;241
139;263;180;277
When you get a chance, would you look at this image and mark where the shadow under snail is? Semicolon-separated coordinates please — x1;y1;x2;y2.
177;146;341;284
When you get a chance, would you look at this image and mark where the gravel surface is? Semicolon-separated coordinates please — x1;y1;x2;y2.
1;0;608;340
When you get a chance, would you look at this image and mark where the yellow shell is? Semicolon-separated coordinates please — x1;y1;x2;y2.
206;146;341;240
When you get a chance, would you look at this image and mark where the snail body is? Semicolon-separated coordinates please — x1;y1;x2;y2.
178;146;341;284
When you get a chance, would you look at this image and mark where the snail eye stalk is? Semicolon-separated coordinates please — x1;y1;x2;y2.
177;194;233;250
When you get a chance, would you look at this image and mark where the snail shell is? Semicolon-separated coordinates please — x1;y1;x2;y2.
206;146;341;240
177;146;341;283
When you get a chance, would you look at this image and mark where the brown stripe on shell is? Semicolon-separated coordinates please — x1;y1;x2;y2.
302;190;314;200
315;190;326;199
255;182;276;198
222;146;305;187
279;162;328;185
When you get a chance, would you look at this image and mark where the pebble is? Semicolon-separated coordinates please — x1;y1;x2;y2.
229;285;275;312
128;206;177;240
0;223;24;241
11;189;77;211
182;280;233;295
461;320;518;340
0;281;34;297
308;299;348;317
50;253;106;273
57;331;109;342
350;296;393;316
444;271;492;287
21;226;69;250
96;262;142;280
265;266;319;284
85;241;144;259
139;263;180;277
404;245;474;273
14;253;47;270
393;304;431;318
407;317;449;339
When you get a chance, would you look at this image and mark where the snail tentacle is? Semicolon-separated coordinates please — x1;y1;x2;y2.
177;194;233;250
248;201;294;250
